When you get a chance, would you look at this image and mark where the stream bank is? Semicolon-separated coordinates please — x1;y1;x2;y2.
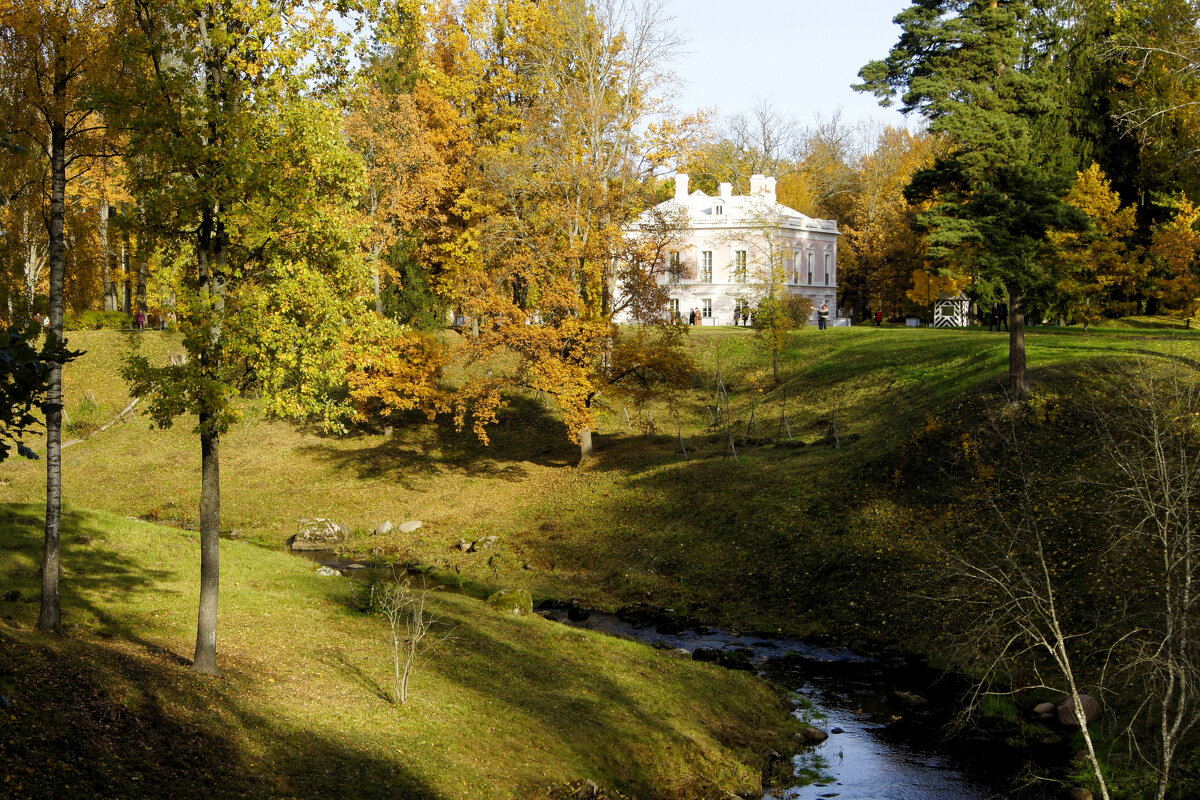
294;549;1074;799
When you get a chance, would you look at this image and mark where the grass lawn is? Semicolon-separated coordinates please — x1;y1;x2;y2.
0;504;794;799
3;323;1198;640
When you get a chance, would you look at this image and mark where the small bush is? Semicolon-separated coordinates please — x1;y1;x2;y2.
785;296;814;328
65;310;130;331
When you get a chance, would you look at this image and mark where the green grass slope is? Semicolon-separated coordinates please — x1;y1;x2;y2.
0;504;793;799
3;325;1198;642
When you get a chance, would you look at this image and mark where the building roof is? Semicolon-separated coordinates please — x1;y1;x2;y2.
635;173;840;236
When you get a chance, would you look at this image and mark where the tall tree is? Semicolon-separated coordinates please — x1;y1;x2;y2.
117;0;367;674
857;0;1085;400
1;0;119;633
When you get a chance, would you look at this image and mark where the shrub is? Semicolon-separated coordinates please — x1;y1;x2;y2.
65;310;130;331
785;296;814;328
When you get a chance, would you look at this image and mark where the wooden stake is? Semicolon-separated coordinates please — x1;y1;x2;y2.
622;406;633;432
747;410;761;438
826;417;840;449
676;432;688;458
723;430;737;460
778;412;792;440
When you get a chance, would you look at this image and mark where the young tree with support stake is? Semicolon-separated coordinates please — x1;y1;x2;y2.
855;0;1084;401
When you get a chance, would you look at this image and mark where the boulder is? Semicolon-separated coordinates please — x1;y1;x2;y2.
373;521;394;536
894;690;928;706
469;535;499;552
288;518;350;551
456;540;472;552
398;520;423;534
486;588;532;616
1057;694;1102;727
797;725;829;744
830;727;845;735
316;566;341;577
1033;702;1056;716
1066;788;1093;800
663;648;692;659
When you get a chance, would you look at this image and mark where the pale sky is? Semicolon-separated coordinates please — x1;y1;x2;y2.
658;0;914;130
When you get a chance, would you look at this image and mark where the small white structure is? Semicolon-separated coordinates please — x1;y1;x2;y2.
618;173;841;326
932;293;970;328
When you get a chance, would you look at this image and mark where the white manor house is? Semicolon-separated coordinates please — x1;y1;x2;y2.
619;172;842;326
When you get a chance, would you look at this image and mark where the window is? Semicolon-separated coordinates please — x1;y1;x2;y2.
670;298;681;318
734;250;747;282
714;203;723;216
702;298;712;318
669;251;680;284
701;251;713;282
824;251;831;286
807;251;814;285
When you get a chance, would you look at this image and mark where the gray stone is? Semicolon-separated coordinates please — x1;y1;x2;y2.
470;535;499;552
344;563;367;570
456;540;472;552
288;518;350;551
1057;694;1102;727
797;725;829;744
373;521;394;536
664;648;692;659
485;588;533;616
398;520;423;533
1033;702;1056;715
316;566;340;577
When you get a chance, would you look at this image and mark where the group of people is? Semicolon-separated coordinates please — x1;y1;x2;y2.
685;307;704;326
988;301;1009;332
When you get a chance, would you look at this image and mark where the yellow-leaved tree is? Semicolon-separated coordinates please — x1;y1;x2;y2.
1049;163;1142;330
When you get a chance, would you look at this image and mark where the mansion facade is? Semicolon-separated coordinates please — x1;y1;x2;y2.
618;173;841;326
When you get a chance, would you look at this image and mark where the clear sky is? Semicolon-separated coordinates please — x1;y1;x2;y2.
658;0;914;130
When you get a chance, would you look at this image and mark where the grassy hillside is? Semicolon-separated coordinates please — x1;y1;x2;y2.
0;504;793;799
2;324;1198;643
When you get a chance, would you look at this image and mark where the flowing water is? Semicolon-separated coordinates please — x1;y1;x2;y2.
294;550;1042;799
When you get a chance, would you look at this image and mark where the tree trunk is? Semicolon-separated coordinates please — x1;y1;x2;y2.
192;418;220;674
100;202;117;312
122;233;132;314
579;427;593;462
136;235;148;315
1009;289;1028;402
38;114;67;635
372;243;383;315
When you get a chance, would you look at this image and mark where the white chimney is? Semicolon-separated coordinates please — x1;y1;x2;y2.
718;182;733;198
674;172;689;201
750;174;767;194
764;176;777;202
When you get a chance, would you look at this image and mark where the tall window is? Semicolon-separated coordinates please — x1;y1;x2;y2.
807;251;814;285
734;250;748;282
702;298;712;318
714;203;723;216
824;251;831;286
701;250;713;282
670;298;680;318
669;251;680;284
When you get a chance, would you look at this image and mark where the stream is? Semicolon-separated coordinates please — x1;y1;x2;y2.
294;551;1046;799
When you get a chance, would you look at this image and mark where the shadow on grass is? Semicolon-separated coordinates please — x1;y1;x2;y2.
297;395;578;488
0;628;448;800
0;506;450;799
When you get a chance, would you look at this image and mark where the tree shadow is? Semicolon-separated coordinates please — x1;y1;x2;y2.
297;395;578;487
0;627;447;800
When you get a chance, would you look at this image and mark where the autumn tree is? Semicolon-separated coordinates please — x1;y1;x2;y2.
1147;194;1200;320
115;0;375;674
430;0;697;460
839;125;941;320
1;0;120;633
857;0;1086;400
1050;163;1143;329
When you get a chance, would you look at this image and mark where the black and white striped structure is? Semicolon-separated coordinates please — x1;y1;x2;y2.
933;293;970;328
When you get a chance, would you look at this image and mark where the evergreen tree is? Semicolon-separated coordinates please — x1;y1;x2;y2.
857;0;1085;400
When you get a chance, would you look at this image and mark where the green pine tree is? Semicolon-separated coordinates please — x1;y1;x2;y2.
856;0;1085;400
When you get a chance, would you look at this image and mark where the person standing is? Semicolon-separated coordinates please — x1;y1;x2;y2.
818;302;829;330
998;299;1009;332
875;310;883;327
